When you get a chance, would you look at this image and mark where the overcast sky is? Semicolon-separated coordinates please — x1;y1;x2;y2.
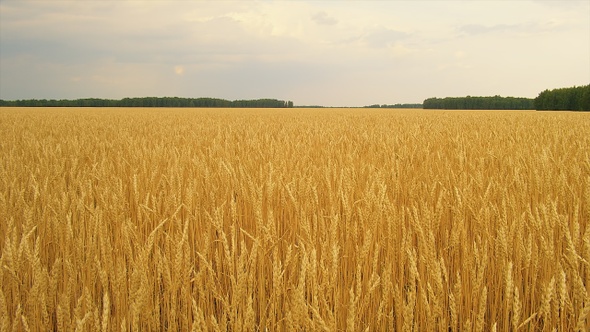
1;1;588;106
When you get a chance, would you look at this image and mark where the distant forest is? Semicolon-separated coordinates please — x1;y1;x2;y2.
294;104;423;108
0;97;294;108
423;96;534;110
423;84;589;111
2;85;588;110
534;85;590;111
364;103;423;109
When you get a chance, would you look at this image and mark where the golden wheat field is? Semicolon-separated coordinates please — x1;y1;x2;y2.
0;107;589;331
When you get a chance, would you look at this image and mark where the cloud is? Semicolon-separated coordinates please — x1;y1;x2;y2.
457;19;571;37
311;11;338;26
458;21;559;36
362;27;409;48
458;23;517;35
532;0;589;10
454;51;466;59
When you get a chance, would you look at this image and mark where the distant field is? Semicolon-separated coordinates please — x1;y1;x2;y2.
1;107;589;331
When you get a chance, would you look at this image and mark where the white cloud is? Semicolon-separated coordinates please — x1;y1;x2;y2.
311;11;338;26
361;27;409;48
457;20;570;37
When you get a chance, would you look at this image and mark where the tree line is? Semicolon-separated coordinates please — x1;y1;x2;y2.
364;103;423;109
534;85;589;111
423;84;589;111
0;97;294;108
423;96;534;110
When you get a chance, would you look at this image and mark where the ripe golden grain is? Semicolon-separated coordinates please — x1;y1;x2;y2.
0;107;589;330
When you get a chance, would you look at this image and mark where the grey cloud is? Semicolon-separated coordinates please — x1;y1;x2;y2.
311;11;338;26
458;23;518;35
0;9;247;68
362;27;408;48
333;27;409;48
457;21;567;37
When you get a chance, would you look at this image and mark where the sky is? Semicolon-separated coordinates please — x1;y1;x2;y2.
0;1;589;107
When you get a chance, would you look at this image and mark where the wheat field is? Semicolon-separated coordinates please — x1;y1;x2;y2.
0;107;589;331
